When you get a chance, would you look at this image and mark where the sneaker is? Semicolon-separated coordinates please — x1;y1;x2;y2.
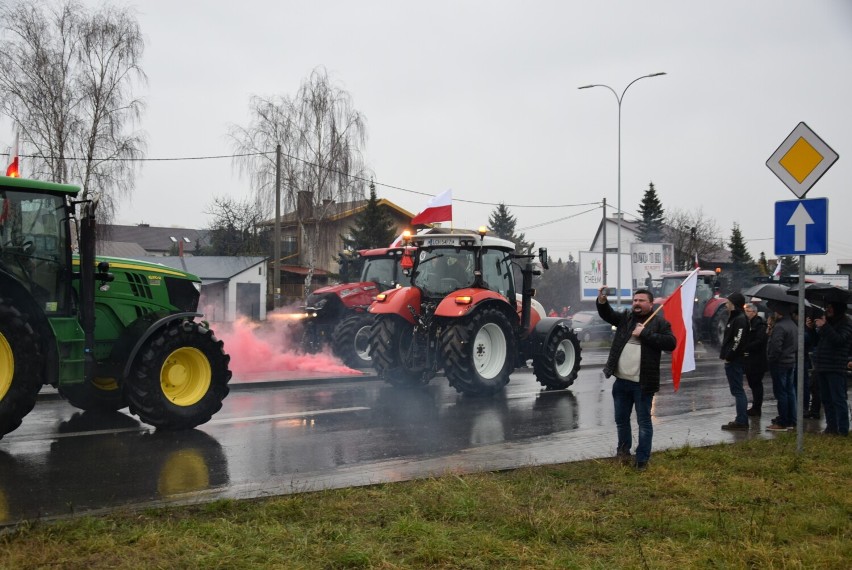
721;421;748;431
635;461;648;471
766;424;788;432
746;408;761;417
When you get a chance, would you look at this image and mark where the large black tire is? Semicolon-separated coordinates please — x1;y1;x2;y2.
125;320;231;430
533;325;582;390
59;376;127;412
300;321;323;354
441;307;516;396
369;315;428;387
0;299;42;439
710;308;726;346
332;313;374;368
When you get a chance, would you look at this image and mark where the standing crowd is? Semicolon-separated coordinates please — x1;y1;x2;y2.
721;295;851;436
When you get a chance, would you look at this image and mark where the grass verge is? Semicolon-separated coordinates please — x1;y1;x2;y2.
1;434;850;569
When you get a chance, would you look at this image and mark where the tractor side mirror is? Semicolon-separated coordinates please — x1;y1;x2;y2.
538;247;549;270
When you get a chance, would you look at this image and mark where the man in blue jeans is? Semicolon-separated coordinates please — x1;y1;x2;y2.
720;292;749;430
765;302;798;431
597;286;676;471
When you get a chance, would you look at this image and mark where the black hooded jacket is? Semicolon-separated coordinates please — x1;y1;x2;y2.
597;300;677;395
812;304;852;373
720;307;748;363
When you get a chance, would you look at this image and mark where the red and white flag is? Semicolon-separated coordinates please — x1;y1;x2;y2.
693;252;699;269
661;267;698;391
772;258;782;278
411;189;452;225
6;132;19;178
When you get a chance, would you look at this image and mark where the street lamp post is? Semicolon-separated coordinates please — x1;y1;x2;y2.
579;72;666;307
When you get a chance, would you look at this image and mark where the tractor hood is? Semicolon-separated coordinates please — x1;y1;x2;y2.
308;281;380;309
74;255;201;282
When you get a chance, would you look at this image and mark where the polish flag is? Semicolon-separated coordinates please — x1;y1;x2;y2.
693;252;699;269
411;189;452;225
6;132;19;177
660;267;698;391
772;258;782;278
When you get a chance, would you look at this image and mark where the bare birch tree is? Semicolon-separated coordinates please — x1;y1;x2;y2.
0;0;146;224
664;207;724;270
230;67;368;296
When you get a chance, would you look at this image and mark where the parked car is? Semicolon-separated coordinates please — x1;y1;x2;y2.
571;311;615;343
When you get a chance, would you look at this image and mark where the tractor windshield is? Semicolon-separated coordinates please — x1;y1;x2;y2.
0;190;68;313
413;247;475;296
361;256;398;291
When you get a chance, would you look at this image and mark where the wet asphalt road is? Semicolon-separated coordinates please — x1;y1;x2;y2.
0;345;822;527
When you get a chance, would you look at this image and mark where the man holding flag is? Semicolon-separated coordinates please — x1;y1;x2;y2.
597;285;676;471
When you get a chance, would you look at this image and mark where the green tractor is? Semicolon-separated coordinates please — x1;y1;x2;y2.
0;176;231;439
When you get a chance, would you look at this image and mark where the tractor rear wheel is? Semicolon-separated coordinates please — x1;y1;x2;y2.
125;320;231;430
441;307;515;396
710;308;726;346
332;313;373;368
0;299;42;439
369;315;427;387
533;325;582;389
59;376;127;412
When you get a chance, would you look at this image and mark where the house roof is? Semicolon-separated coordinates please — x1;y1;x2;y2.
101;224;209;253
259;197;415;227
131;256;267;280
96;240;149;258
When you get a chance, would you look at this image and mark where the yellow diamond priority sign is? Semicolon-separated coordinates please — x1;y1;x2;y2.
767;122;838;198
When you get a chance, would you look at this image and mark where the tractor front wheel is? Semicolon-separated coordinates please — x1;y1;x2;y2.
441;307;516;396
369;315;428;387
0;299;42;439
332;314;373;368
533;325;582;390
125;320;231;430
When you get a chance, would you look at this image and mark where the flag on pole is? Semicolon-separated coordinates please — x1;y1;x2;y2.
772;258;782;278
6;132;19;177
694;252;699;269
411;189;452;225
661;267;699;391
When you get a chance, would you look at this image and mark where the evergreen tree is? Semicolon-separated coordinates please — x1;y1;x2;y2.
757;252;769;276
637;182;665;243
488;203;533;254
779;255;799;278
342;181;397;251
727;223;756;291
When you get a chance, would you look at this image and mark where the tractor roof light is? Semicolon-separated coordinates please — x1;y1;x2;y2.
478;226;488;238
715;267;722;274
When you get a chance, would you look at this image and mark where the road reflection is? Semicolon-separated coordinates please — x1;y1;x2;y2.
0;411;229;524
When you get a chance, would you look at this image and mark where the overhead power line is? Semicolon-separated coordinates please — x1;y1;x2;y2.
2;149;601;210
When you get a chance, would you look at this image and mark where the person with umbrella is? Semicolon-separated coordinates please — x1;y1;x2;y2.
765;301;798;432
812;301;852;436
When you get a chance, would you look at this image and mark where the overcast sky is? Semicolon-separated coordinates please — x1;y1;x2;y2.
4;0;852;270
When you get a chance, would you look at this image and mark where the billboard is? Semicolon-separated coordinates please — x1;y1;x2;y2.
630;243;675;290
579;251;632;301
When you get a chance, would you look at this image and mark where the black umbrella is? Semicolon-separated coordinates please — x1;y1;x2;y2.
786;282;851;305
742;283;797;304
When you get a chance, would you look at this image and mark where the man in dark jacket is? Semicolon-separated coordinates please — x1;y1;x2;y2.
597;286;676;470
765;301;798;431
720;292;749;430
743;302;768;417
813;301;852;436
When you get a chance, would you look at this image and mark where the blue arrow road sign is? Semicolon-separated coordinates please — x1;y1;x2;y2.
775;197;828;255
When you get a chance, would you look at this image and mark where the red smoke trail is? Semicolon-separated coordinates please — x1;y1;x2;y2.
208;311;362;383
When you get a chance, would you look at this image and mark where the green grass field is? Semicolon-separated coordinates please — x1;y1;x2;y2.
2;434;850;569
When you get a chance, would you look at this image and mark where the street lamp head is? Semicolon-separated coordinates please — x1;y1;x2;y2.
577;84;596;90
648;72;666;77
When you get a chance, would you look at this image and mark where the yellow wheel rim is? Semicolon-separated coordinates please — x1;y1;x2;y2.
160;347;211;407
0;334;13;402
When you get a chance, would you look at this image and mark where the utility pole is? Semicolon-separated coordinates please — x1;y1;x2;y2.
274;144;281;308
602;197;607;289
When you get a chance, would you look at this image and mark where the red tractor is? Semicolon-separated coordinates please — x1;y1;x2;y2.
657;269;728;345
301;246;412;368
368;229;582;395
